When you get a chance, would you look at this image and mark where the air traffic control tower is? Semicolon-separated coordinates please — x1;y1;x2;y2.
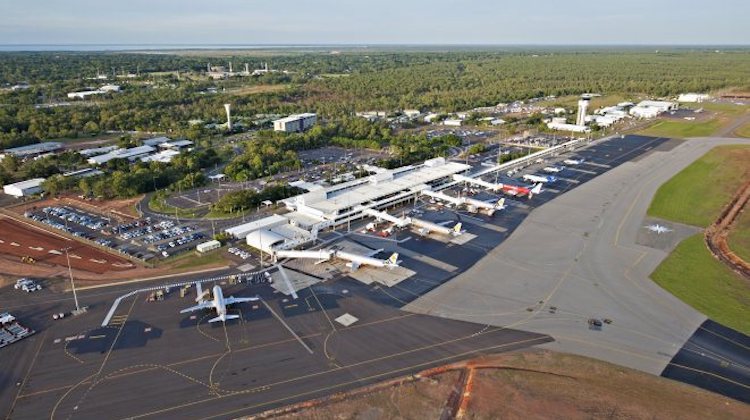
577;94;593;127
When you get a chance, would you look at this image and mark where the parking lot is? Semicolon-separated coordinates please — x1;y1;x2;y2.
23;205;207;261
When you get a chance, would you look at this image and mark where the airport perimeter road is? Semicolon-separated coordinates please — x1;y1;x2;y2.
406;137;750;375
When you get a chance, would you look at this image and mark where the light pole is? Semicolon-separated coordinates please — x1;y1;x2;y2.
63;247;81;312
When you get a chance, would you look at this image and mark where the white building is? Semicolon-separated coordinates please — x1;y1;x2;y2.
3;178;45;197
629;100;678;119
142;136;172;147
140;149;180;163
87;145;156;165
442;119;463;127
66;85;121;100
273;113;317;133
1;142;63;160
283;157;471;225
678;93;711;103
547;120;591;133
160;139;194;151
196;240;221;253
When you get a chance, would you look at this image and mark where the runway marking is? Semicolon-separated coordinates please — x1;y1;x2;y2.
126;335;552;420
261;299;314;355
666;362;750;390
4;330;47;420
19;313;419;400
196;314;222;343
50;296;138;420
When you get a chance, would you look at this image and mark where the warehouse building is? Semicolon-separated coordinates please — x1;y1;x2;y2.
87;145;156;165
3;178;45;197
629;100;678;119
0;142;63;161
678;93;711;103
273;113;317;133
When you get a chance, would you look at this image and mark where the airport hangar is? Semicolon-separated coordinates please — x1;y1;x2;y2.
225;157;472;253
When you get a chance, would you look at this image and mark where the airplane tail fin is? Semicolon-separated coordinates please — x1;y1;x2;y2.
453;222;463;234
496;198;506;209
209;314;240;323
386;253;399;266
530;183;543;198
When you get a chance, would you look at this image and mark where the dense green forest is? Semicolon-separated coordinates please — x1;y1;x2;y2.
2;49;750;150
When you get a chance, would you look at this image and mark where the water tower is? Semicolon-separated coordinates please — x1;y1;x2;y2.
224;104;232;130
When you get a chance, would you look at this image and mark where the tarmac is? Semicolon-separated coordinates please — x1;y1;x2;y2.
3;135;750;418
406;137;750;379
1;271;548;419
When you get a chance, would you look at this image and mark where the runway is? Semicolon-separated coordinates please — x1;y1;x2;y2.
406;136;750;395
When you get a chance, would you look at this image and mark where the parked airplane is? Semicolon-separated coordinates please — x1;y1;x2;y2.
180;284;259;323
501;183;543;198
523;174;557;184
338;250;400;271
414;220;463;237
453;174;541;199
274;248;400;271
542;165;565;173
563;158;585;165
422;190;506;216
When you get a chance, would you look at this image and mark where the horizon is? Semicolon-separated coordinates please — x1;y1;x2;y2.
2;0;749;46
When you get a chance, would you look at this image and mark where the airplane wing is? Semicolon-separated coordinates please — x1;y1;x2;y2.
224;296;260;306
209;314;240;323
180;301;214;314
364;248;384;258
278;265;299;300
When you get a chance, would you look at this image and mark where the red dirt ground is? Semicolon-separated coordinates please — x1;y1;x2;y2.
0;217;135;274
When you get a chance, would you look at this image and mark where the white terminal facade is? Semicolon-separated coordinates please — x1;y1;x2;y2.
226;157;471;253
273;113;317;133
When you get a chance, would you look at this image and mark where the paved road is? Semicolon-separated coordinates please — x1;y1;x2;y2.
406;137;750;376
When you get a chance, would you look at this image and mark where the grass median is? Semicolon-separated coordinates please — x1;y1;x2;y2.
651;234;750;334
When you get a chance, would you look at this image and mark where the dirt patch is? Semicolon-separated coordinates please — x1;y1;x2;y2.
7;194;142;221
0;217;135;274
263;350;750;420
705;179;750;280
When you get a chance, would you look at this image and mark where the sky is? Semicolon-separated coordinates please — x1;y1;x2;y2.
1;0;749;46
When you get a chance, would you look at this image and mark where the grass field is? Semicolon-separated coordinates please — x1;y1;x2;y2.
651;234;750;334
647;145;750;227
735;122;750;138
226;84;290;96
728;207;750;262
148;192;203;219
637;119;722;138
165;249;227;270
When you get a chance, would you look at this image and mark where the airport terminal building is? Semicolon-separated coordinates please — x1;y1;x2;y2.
282;157;470;225
227;157;470;253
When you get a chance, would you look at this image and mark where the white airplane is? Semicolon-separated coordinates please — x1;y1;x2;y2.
414;220;463;237
542;165;565;173
563;158;585;165
338;250;400;271
645;224;672;234
180;283;259;323
523;174;557;184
